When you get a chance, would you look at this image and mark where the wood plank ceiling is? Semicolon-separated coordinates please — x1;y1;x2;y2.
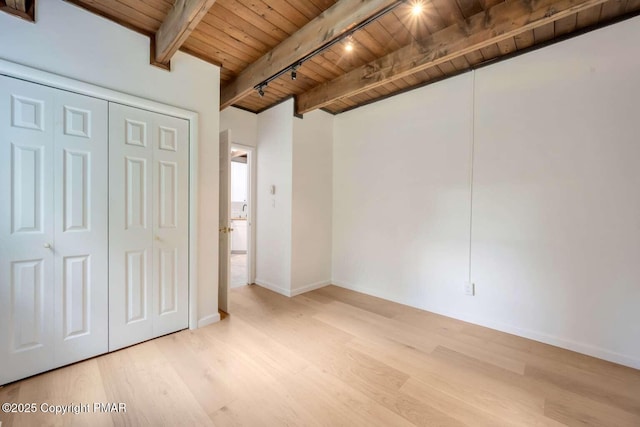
66;0;640;115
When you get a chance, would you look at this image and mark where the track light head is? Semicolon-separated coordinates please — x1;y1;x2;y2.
291;63;300;80
411;1;424;15
344;37;354;52
258;86;265;97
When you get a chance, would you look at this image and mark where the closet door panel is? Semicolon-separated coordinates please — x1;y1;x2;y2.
0;73;189;383
109;103;154;351
152;115;189;336
0;76;56;384
53;90;108;365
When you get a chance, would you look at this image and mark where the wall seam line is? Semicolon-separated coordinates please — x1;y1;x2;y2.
469;70;476;284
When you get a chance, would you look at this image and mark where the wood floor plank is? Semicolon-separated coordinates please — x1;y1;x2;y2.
275;364;416;427
347;336;558;426
97;341;214;426
4;360;113;427
400;376;520;427
519;332;636;380
313;284;408;318
454;329;640;392
393;309;467;336
167;320;310;415
525;364;640;415
153;331;238;415
201;315;310;378
427;337;640;426
316;299;527;374
313;300;441;353
0;382;20;426
1;283;639;426
292;347;467;427
232;291;463;426
544;393;640;426
293;290;334;306
209;368;321;427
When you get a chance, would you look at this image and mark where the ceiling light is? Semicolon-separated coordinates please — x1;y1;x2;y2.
345;38;354;52
411;1;424;15
258;85;265;97
291;70;297;80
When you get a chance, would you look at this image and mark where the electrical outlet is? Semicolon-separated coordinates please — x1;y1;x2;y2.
464;282;475;296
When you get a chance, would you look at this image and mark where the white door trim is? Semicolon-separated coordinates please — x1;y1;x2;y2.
0;58;203;330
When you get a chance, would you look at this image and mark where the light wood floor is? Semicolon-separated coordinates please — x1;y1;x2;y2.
231;253;247;288
1;285;639;426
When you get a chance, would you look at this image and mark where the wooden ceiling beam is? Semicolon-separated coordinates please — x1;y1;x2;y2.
220;0;400;110
296;0;609;114
6;0;27;12
152;0;217;68
1;0;34;22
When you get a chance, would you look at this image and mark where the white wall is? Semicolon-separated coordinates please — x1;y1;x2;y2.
251;103;333;297
255;100;294;294
333;16;640;368
220;107;258;147
333;73;474;318
471;16;640;367
292;110;334;294
0;0;221;326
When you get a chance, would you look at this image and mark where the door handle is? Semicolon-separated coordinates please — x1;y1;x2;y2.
43;243;52;249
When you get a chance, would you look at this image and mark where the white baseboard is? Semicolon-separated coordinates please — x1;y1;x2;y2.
196;313;221;328
290;280;331;296
255;279;331;297
255;278;291;297
332;279;640;370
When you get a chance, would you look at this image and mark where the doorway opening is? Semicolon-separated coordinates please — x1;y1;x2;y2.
230;146;250;288
219;132;256;313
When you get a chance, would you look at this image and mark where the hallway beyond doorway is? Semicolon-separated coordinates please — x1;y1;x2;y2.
231;253;247;287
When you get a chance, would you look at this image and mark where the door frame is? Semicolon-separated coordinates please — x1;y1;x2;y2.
0;58;205;330
230;142;256;285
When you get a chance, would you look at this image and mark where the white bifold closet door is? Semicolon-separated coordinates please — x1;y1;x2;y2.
108;103;189;351
0;75;108;384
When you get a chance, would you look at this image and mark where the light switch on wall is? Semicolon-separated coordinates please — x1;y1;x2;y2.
269;185;276;195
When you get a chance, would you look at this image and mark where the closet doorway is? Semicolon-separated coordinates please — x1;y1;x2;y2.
0;61;200;385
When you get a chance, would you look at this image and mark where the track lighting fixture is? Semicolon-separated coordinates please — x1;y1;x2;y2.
252;0;408;100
